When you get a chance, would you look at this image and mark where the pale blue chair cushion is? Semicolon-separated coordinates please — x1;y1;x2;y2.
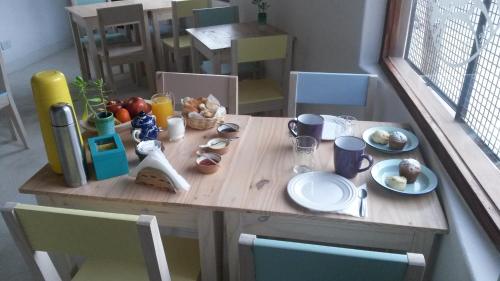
296;72;370;106
253;238;408;281
194;6;239;28
80;31;128;46
74;0;106;5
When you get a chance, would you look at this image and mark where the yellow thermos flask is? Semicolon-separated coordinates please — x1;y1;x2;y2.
31;70;81;174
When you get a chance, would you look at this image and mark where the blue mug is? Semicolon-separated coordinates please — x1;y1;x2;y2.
334;136;373;179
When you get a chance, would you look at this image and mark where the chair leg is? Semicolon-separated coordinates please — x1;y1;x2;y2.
129;63;137;83
7;104;29;148
82;46;92;80
144;56;155;94
164;47;173;72
103;60;116;93
119;65;124;74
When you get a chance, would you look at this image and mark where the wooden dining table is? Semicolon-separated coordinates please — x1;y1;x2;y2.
19;115;448;281
66;0;172;80
186;22;286;74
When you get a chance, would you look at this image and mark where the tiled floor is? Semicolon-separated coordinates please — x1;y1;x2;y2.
0;48;150;280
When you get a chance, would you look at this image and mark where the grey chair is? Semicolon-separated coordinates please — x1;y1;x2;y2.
0;51;28;148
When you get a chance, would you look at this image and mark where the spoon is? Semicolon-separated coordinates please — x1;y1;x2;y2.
358;185;368;217
196;151;220;166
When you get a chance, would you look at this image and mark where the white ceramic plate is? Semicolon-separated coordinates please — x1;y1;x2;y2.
321;115;349;141
371;159;438;195
362;126;419;153
287;171;356;212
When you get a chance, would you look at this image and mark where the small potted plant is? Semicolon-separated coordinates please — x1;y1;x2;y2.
252;0;270;25
72;76;114;136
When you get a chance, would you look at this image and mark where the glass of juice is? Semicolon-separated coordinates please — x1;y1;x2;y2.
151;92;174;129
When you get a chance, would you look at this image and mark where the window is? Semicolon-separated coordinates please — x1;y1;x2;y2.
382;0;500;248
405;0;500;163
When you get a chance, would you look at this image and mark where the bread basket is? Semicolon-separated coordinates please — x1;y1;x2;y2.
185;114;224;130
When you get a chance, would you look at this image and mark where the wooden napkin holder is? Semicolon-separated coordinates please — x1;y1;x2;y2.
135;167;177;193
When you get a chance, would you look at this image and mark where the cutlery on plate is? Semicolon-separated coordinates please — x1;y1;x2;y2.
358;184;368;217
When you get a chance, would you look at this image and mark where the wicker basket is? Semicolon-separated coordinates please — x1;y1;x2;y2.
185;115;225;130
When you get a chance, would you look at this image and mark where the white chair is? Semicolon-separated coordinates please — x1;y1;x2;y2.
0;51;28;148
97;3;155;92
288;71;378;119
156;71;239;114
239;233;426;281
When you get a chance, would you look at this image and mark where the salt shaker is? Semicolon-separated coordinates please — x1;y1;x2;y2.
50;103;87;187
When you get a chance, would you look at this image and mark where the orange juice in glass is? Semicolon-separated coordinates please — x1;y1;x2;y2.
151;93;174;129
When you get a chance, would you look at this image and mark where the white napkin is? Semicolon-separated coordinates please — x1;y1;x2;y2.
335;184;367;218
130;150;191;192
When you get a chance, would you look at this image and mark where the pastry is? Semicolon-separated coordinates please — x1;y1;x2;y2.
388;131;407;150
399;158;421;183
385;176;407;191
371;129;390;144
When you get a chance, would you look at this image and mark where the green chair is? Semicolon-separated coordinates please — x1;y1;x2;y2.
163;0;211;72
1;202;201;281
239;234;426;281
231;35;292;115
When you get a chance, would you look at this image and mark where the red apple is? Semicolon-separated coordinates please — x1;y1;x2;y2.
106;100;123;114
125;97;148;117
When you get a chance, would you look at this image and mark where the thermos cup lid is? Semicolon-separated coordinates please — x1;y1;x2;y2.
50;103;75;127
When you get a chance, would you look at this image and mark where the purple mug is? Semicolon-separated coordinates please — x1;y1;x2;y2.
334;136;373;179
288;114;324;145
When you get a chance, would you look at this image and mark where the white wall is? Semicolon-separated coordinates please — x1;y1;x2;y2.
233;0;500;280
0;0;73;73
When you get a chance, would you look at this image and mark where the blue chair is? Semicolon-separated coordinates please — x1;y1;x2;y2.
239;234;426;281
192;6;255;75
288;71;378;119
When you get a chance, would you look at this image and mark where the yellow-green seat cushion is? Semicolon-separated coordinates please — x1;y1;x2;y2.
239;79;284;105
72;259;148;281
162;35;191;49
72;237;200;281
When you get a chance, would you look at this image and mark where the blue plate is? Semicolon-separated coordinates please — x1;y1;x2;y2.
371;159;438;195
362;126;419;154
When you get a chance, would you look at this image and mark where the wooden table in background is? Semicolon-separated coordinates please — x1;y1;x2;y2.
19;116;447;281
66;0;172;80
186;22;286;74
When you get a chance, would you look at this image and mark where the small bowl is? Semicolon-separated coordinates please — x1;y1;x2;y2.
202;138;230;155
217;123;240;138
135;140;164;161
196;153;222;174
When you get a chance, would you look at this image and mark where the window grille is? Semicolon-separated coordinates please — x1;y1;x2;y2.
405;0;500;162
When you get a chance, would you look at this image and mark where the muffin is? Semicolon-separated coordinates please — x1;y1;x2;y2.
389;131;408;150
386;176;407;191
371;129;390;144
399;158;421;183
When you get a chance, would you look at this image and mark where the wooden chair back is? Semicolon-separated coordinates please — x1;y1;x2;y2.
156;71;239;114
239;234;425;281
193;6;239;27
288;71;378;119
1;202;170;281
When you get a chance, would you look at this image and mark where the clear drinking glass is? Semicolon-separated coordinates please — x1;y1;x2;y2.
293;136;318;173
151;92;174;129
338;115;357;136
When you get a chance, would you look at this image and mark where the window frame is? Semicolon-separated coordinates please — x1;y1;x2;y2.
381;0;500;249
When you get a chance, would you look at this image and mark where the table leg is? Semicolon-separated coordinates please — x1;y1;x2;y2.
211;53;222;75
223;211;242;281
190;37;201;73
198;210;223;281
84;25;103;80
410;232;436;281
68;14;90;80
150;11;164;71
